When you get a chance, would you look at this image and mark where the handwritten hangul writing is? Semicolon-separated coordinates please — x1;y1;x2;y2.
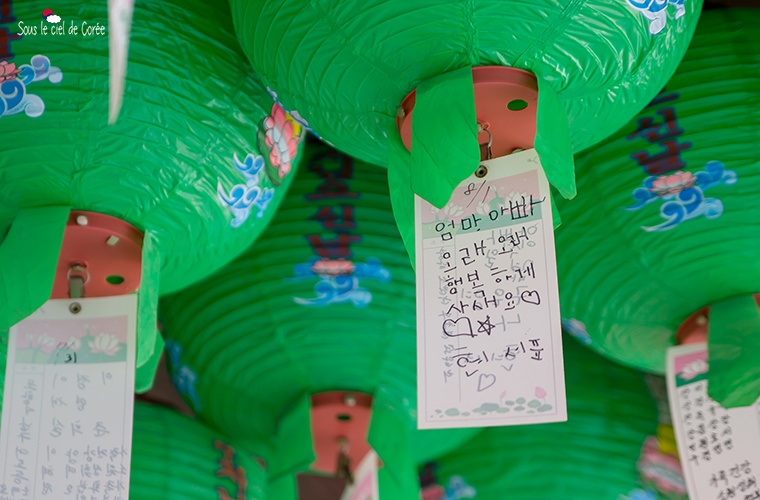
0;297;137;500
709;461;759;500
22;379;37;417
678;381;736;467
418;151;565;429
51;342;78;365
668;344;760;500
466;270;484;292
446;297;500;316
77;374;91;390
437;249;456;272
529;338;544;360
434;220;455;242
506;195;545;220
626;91;693;176
459;214;482;232
504;342;526;360
513;262;536;281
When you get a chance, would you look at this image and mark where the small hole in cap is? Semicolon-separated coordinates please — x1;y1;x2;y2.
106;275;125;285
507;99;528;111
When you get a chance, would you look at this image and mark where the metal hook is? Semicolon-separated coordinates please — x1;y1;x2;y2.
477;123;493;160
336;437;354;484
67;264;90;299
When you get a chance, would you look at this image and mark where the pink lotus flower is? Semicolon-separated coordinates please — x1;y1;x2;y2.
638;437;687;495
311;258;355;276
535;386;547;399
0;61;21;83
264;103;299;179
650;171;696;196
420;485;445;500
679;359;708;381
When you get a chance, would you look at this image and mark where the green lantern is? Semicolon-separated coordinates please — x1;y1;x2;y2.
160;145;479;499
0;0;305;390
130;402;265;500
422;336;658;500
555;9;760;408
228;0;702;258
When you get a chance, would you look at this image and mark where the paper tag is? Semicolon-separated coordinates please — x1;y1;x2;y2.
415;149;566;429
667;343;760;500
108;0;135;125
0;295;137;500
340;451;379;500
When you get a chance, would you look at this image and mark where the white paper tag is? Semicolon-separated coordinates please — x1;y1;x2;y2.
0;295;137;500
108;0;135;125
415;149;566;429
667;343;760;500
340;451;379;500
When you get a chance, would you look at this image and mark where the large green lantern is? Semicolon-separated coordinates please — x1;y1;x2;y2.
130;402;265;500
0;0;305;389
421;336;658;500
228;0;702;257
160;145;478;499
555;9;760;408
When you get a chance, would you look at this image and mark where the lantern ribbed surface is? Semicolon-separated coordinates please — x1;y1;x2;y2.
160;145;478;465
429;336;658;499
0;0;305;296
229;0;702;166
555;9;760;374
130;402;265;499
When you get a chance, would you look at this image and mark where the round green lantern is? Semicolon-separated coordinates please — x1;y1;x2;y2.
130;402;265;499
160;145;479;499
420;336;658;500
0;0;306;388
555;9;760;408
228;0;702;257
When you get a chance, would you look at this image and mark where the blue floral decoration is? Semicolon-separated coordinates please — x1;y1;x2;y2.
627;161;737;232
290;257;391;308
0;55;62;119
443;476;476;500
165;339;202;411
626;0;686;35
621;488;658;500
217;152;276;227
562;318;592;346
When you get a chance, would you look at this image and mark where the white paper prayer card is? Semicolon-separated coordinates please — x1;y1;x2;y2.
340;451;379;500
415;149;566;429
0;295;137;500
667;343;760;500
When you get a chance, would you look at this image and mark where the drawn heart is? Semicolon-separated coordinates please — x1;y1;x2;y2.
477;373;497;392
520;290;541;305
442;317;474;338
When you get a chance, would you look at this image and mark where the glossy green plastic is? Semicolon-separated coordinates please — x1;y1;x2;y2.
555;10;760;408
160;145;479;498
0;0;306;388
